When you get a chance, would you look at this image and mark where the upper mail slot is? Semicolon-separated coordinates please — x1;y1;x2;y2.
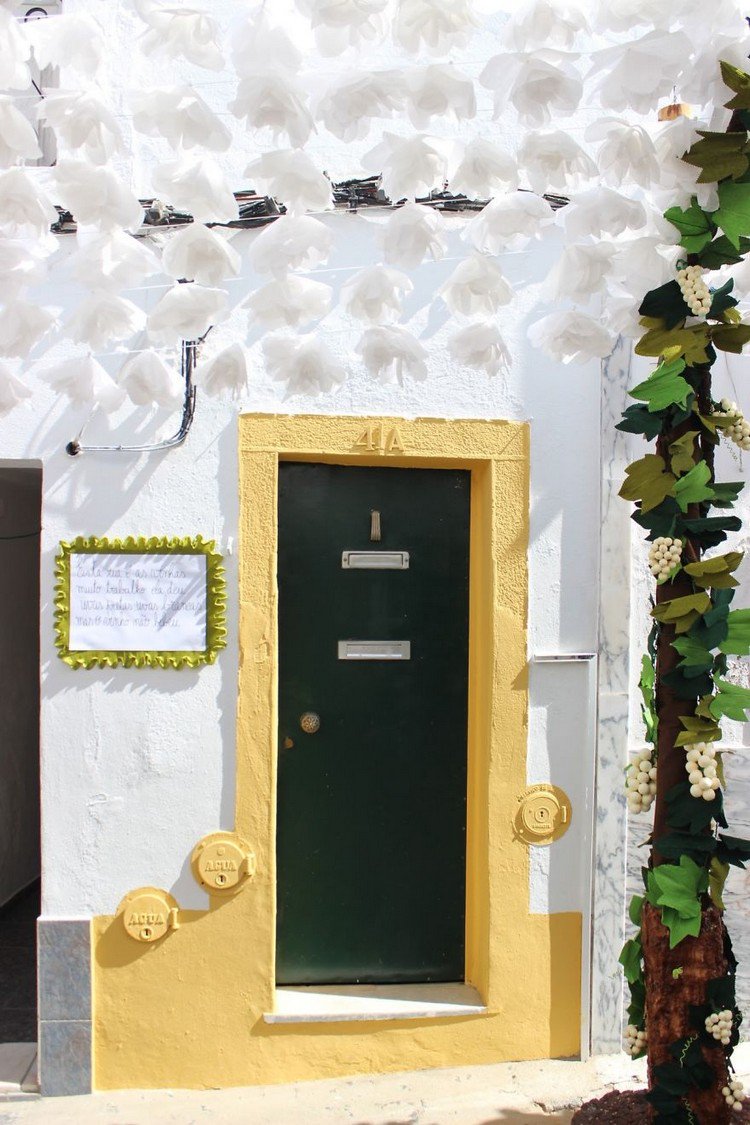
338;640;411;661
341;551;410;570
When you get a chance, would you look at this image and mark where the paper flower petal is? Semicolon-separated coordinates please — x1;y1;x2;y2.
66;294;145;351
231;16;302;75
562;186;646;239
585;117;660;190
480;49;582;127
528;310;614;364
194;343;248;398
162;224;240;285
0;301;55;359
54;160;144;232
230;75;313;148
502;0;589;51
588;30;692;116
0;362;32;416
518;129;596;194
152;156;239;225
147;284;228;344
38;91;122;166
382;204;446;269
393;0;478;54
295;0;389;54
466;192;553;254
130;86;231;152
404;64;475;129
340;265;413;323
71;230;161;290
244;149;333;214
0;96;41;168
245;276;332;328
0;10;31;91
0;169;58;236
249;215;333;276
546;242;616;303
362;132;448;201
0;238;48;296
25;13;104;75
356;326;428;383
439;254;513;317
262;334;345;396
450;139;518;199
316;71;405;143
448;322;511;376
134;0;224;70
119;350;184;407
42;355;126;411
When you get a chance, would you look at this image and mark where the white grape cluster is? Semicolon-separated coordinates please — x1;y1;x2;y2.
706;1009;734;1045
722;1078;745;1111
626;750;656;814
677;264;712;315
648;536;683;579
684;742;720;801
717;399;750;451
624;1024;647;1057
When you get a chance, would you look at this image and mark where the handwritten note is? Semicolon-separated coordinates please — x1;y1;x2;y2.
68;553;207;652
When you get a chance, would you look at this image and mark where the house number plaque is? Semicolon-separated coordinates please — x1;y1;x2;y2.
353;423;406;455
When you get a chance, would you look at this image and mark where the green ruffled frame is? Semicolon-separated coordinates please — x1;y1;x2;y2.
54;535;227;670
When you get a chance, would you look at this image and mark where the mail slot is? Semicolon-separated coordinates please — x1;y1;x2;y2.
337;640;411;661
341;551;409;569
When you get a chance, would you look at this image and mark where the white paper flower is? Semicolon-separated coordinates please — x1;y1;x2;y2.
0;169;58;236
588;30;692;116
162;224;240;285
449;322;511;376
546;242;617;303
230;75;313;148
25;13;103;75
38;92;122;166
0;238;48;296
382;203;447;269
134;0;223;70
245;276;332;328
130;86;231;152
0;9;30;91
249;215;333;276
0;97;41;168
528;310;614;364
0;362;32;416
439;255;513;317
653;117;714;211
231;17;302;76
612;236;678;297
66;294;144;350
245;150;332;214
393;0;478;55
356;326;428;383
594;0;687;33
404;65;476;128
194;343;248;398
601;288;643;338
42;355;126;411
71;231;161;290
317;71;405;143
450;139;518;199
296;0;389;54
119;350;184;407
680;30;750;108
152;156;238;224
518;130;596;194
0;301;55;359
585;117;660;190
562;187;646;240
480;50;582;127
147;284;228;344
341;265;413;323
466;192;553;254
502;0;589;50
262;334;346;396
54;160;144;232
362;133;448;202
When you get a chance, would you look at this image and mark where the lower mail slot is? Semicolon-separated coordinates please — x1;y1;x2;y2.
337;640;411;661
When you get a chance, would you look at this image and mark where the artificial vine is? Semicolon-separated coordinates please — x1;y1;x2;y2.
618;61;750;1124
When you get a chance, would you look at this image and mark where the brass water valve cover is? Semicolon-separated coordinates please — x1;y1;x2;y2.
191;832;256;894
116;887;180;943
514;784;572;845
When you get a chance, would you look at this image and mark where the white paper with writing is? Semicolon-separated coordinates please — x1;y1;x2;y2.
68;553;207;651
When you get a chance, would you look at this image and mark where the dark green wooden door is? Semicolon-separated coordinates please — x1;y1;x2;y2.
276;462;470;985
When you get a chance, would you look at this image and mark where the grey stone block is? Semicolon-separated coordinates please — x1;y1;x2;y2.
37;920;90;1022
38;1020;91;1097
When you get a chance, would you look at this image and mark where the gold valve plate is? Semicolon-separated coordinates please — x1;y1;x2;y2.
116;886;179;943
514;784;572;846
191;832;256;894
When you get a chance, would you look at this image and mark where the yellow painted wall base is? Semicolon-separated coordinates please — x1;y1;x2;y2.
91;415;584;1091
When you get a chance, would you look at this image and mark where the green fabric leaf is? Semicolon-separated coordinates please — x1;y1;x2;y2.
673;461;715;512
713;180;750;248
674;714;722;747
716;833;750;868
661;666;714;700
671;635;715;674
628;894;644;927
619;937;644;984
619;454;676;512
630;358;692;413
708;277;739;318
681;514;742;549
684;550;743;589
647;856;707;949
719;609;750;655
626;980;646;1028
655;832;718;864
683;131;750;183
712;322;750;352
639;654;657;742
711;481;744;508
636;324;710;365
709;856;730;910
697;234;750;269
632;498;680;539
666;781;725;834
616;404;666;439
668;432;698;474
638;282;690;329
661;906;703;948
664;198;716;252
651;592;711;634
721;60;750;110
709;676;750;721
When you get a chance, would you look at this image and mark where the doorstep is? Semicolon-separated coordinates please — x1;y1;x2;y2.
264;982;486;1023
0;1043;39;1099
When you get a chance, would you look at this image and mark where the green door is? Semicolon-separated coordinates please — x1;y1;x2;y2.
276;462;470;985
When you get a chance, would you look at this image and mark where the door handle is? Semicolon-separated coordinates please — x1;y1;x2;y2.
300;712;321;734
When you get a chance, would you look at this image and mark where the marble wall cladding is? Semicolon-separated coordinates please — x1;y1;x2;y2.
591;338;634;1054
37;920;91;1095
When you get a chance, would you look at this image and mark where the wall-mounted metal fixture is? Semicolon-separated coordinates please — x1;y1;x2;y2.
532;653;597;663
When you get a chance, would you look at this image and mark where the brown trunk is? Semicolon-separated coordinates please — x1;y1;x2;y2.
642;902;731;1123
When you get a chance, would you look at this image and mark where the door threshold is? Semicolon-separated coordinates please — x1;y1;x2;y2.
264;983;486;1024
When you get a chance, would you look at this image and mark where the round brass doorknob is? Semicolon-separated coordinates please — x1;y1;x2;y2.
300;712;321;734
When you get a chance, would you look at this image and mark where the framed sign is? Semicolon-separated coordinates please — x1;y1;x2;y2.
54;536;227;669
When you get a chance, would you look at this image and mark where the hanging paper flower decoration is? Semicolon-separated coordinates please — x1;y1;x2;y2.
119;350;184;407
450;139;518;199
0;301;55;359
249;215;333;276
439;255;513;318
653;116;716;211
230;75;314;149
0;362;32;416
231;17;302;76
147;284;228;345
66;294;145;351
262;334;346;396
356;326;428;383
133;1;224;70
545;243;617;303
54;160;144;232
0;169;58;236
502;0;589;51
0;239;48;297
296;0;389;55
528;310;615;365
152;156;238;225
130;86;231;152
466;192;553;254
562;186;646;240
585;118;661;190
341;265;413;323
588;30;691;116
317;71;405;143
244;150;333;214
38;92;122;166
480;50;582;128
362;133;448;202
393;0;478;55
42;355;126;412
161;224;240;285
194;343;249;398
0;9;31;91
245;276;332;329
518;129;596;194
71;231;161;291
612;236;678;298
382;204;446;269
0;97;41;168
25;13;104;76
448;322;511;376
403;65;476;128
